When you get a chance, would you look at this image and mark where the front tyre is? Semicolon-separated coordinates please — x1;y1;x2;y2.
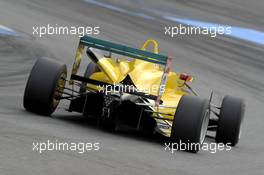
216;96;245;146
171;96;210;153
23;57;67;116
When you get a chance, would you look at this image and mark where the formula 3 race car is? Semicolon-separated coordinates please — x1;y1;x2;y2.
23;36;245;153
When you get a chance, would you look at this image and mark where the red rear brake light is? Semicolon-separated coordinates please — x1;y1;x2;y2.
179;73;192;81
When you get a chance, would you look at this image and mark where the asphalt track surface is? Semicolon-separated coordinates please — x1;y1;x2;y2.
0;0;263;174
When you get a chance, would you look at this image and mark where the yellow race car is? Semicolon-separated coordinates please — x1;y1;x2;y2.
23;36;245;153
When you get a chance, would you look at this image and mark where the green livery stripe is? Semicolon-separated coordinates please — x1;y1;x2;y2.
80;35;168;65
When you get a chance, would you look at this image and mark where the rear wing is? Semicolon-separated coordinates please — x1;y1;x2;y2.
79;35;168;65
70;35;172;105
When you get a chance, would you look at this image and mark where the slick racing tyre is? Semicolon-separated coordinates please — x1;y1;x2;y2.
216;95;245;146
23;57;67;116
171;95;210;153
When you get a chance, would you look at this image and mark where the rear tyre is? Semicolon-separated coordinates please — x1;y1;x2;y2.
171;96;209;153
23;57;67;116
216;96;245;146
79;62;100;93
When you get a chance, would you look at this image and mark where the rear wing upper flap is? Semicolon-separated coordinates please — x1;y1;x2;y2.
80;35;168;65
